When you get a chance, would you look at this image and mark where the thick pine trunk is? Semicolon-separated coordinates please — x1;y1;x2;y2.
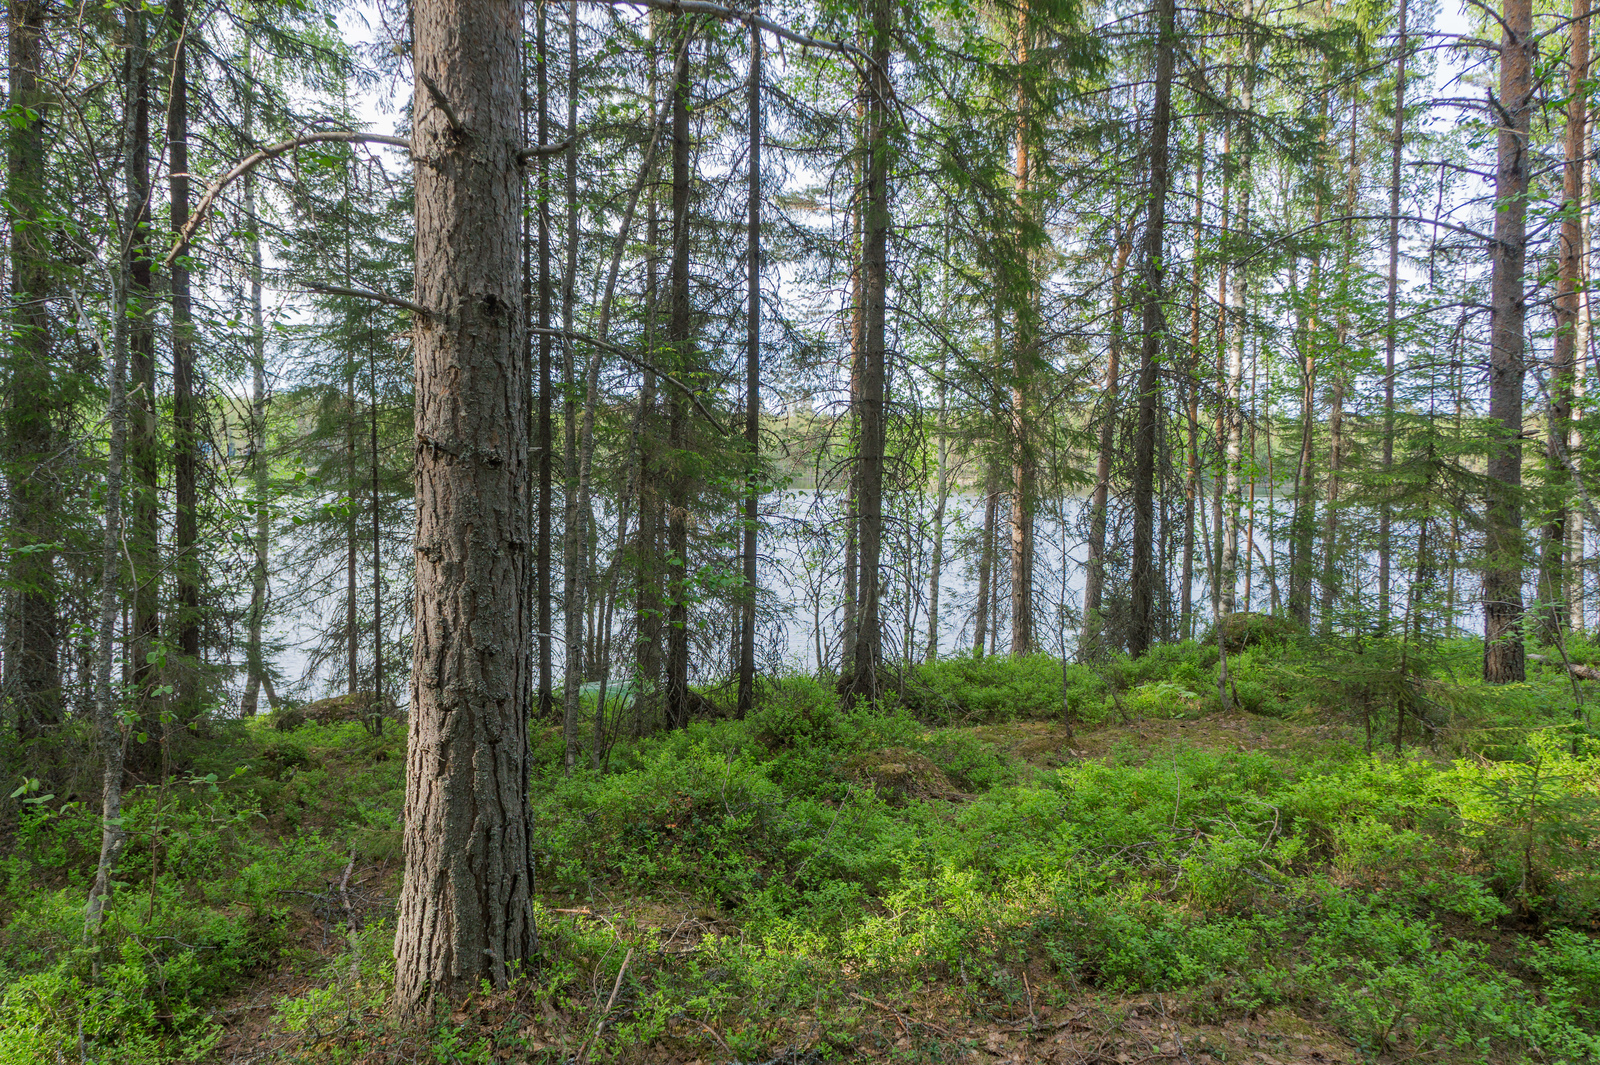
394;0;538;1014
562;0;583;768
1484;0;1535;683
1128;0;1174;657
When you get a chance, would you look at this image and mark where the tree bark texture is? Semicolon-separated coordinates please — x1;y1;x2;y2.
394;0;538;1014
1009;1;1036;657
847;0;891;703
739;17;761;717
169;0;201;707
1220;6;1254;617
1378;0;1409;633
664;12;694;728
1128;0;1174;658
5;0;60;746
1542;0;1589;643
1484;0;1535;683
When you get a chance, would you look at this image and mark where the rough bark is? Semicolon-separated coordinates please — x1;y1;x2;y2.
562;0;583;769
1220;7;1254;617
738;16;761;717
847;0;891;703
1322;96;1360;632
1542;0;1589;643
393;0;538;1015
5;0;60;748
1009;1;1036;657
242;107;270;717
169;0;201;709
1484;0;1535;683
1378;0;1409;632
1182;125;1205;641
536;2;555;720
1128;0;1174;658
664;11;693;728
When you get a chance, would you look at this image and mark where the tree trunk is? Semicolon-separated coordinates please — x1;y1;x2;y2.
739;17;761;717
394;0;538;1014
1221;10;1254;617
1128;0;1174;658
1484;0;1535;683
536;2;555;720
87;12;144;928
1009;2;1036;657
847;0;891;703
1083;239;1130;656
562;0;583;769
975;462;997;657
927;327;950;663
1542;0;1589;644
1379;0;1410;632
1572;113;1594;634
633;33;665;729
5;0;59;749
1322;95;1360;632
242;87;270;717
169;0;200;710
664;11;693;728
1182;124;1205;641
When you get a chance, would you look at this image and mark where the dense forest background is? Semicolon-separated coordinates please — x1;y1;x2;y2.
6;0;1600;1058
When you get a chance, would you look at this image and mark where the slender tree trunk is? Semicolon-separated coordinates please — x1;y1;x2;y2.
1484;0;1535;683
1183;124;1205;641
927;333;949;662
562;0;583;768
87;12;144;929
1084;239;1130;655
1322;96;1360;631
6;0;59;749
839;171;864;681
848;0;891;703
169;0;200;709
1543;0;1589;643
664;11;694;727
1572;114;1594;634
1221;11;1254;617
1378;0;1409;632
242;112;270;717
536;2;555;719
125;0;162;776
1009;1;1036;657
394;0;538;1014
738;17;761;717
634;33;665;726
975;463;997;657
1128;0;1174;657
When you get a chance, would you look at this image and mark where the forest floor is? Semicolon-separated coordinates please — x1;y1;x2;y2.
4;631;1600;1064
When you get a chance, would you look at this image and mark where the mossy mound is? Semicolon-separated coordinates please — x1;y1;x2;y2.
272;691;397;732
1203;611;1304;653
843;746;961;804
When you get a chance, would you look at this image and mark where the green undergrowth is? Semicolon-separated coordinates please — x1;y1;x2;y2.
3;637;1600;1063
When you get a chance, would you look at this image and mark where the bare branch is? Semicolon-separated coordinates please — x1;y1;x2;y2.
166;132;412;266
304;282;433;318
418;72;465;134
